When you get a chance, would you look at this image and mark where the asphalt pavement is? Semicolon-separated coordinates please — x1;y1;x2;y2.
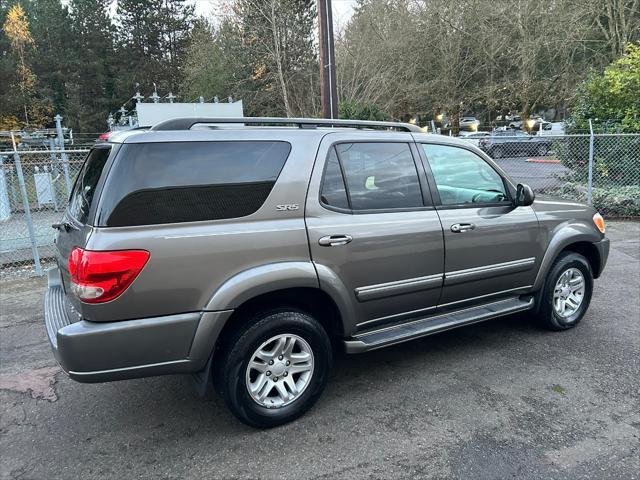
496;156;569;191
1;221;638;480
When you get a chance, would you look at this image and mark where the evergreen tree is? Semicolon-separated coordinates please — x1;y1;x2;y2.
67;0;117;131
158;0;195;91
116;0;194;96
24;0;72;120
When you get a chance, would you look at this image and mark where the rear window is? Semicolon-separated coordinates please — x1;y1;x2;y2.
97;141;291;227
68;147;111;224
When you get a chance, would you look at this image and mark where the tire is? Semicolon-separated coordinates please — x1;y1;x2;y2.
216;309;332;428
535;252;593;331
491;146;504;159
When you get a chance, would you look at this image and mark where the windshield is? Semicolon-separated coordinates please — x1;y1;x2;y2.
67;147;111;224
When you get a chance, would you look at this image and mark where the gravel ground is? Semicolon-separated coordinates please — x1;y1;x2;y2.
1;221;638;480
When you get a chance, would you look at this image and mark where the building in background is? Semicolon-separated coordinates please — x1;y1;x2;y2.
108;87;244;132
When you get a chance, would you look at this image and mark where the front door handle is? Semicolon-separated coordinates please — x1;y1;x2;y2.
451;223;476;233
318;235;353;247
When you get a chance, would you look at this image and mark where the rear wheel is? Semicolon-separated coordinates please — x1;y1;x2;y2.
535;252;593;331
216;309;332;428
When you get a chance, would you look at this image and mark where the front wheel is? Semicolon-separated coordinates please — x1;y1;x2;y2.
535;252;593;331
216;309;332;428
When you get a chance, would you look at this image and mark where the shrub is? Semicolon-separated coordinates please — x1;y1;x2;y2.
552;183;640;217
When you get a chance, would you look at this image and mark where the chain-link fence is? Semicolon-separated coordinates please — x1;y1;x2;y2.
471;133;640;217
0;148;88;280
1;133;639;280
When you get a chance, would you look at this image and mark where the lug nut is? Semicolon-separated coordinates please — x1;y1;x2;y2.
283;372;288;377
273;377;278;382
278;355;283;360
269;360;274;365
266;371;271;376
286;361;290;366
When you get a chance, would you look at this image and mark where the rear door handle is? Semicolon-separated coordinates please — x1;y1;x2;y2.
450;223;476;233
318;235;353;247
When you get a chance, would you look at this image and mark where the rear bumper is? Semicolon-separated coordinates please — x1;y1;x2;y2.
44;267;232;383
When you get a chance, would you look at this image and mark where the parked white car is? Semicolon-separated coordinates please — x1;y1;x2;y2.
460;116;480;131
537;121;565;136
458;131;491;146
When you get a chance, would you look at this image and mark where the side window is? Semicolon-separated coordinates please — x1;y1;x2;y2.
335;142;423;210
320;147;350;210
99;141;291;226
421;144;508;206
68;147;111;224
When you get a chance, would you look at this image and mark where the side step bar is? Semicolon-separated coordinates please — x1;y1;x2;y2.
344;296;534;353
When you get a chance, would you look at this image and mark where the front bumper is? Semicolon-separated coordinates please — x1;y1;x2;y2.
594;237;610;278
44;268;232;383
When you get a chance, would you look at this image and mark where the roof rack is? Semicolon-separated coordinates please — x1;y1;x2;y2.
149;117;423;133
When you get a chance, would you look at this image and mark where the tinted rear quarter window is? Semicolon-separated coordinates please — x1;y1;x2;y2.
98;141;291;226
68;147;111;224
320;147;350;210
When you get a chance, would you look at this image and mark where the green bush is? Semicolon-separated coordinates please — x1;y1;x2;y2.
552;183;640;217
568;43;640;134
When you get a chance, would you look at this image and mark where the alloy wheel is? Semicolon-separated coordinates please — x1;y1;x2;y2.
553;267;585;318
245;334;314;408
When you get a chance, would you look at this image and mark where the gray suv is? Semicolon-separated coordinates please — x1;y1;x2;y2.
44;117;609;427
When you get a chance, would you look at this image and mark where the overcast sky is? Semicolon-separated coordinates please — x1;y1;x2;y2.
189;0;357;28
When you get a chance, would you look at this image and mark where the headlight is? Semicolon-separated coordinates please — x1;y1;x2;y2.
593;212;605;233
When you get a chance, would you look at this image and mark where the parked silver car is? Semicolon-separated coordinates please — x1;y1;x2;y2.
44;117;609;427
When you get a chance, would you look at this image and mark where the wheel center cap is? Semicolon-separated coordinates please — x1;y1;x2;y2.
272;362;286;376
561;286;571;298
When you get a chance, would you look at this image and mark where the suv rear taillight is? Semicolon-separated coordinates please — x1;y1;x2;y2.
68;248;149;303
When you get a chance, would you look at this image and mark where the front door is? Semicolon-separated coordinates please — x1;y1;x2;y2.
305;132;444;335
419;142;542;307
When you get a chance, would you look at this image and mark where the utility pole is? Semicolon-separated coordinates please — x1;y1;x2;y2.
318;0;338;119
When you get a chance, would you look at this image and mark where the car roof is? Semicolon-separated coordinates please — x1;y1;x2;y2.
104;117;485;150
105;117;425;145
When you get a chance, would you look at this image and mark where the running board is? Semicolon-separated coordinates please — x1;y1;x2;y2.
344;296;534;353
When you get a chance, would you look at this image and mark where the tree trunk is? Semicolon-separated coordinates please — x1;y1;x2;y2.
270;0;292;117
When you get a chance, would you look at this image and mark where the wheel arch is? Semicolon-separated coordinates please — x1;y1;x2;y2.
533;223;603;291
560;242;602;277
204;262;349;366
209;286;345;382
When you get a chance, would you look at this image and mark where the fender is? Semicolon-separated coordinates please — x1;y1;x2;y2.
204;261;320;311
532;220;602;291
313;263;359;336
204;261;356;338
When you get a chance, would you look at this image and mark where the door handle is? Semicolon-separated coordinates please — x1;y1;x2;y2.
318;235;353;247
450;223;476;233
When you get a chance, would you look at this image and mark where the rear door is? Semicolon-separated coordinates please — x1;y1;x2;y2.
418;142;541;307
305;132;444;335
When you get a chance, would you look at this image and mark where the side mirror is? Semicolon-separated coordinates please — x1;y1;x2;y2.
515;183;535;207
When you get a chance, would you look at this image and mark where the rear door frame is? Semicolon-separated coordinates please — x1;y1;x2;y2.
305;131;446;335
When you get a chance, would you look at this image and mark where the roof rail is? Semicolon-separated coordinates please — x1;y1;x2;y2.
149;116;423;133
